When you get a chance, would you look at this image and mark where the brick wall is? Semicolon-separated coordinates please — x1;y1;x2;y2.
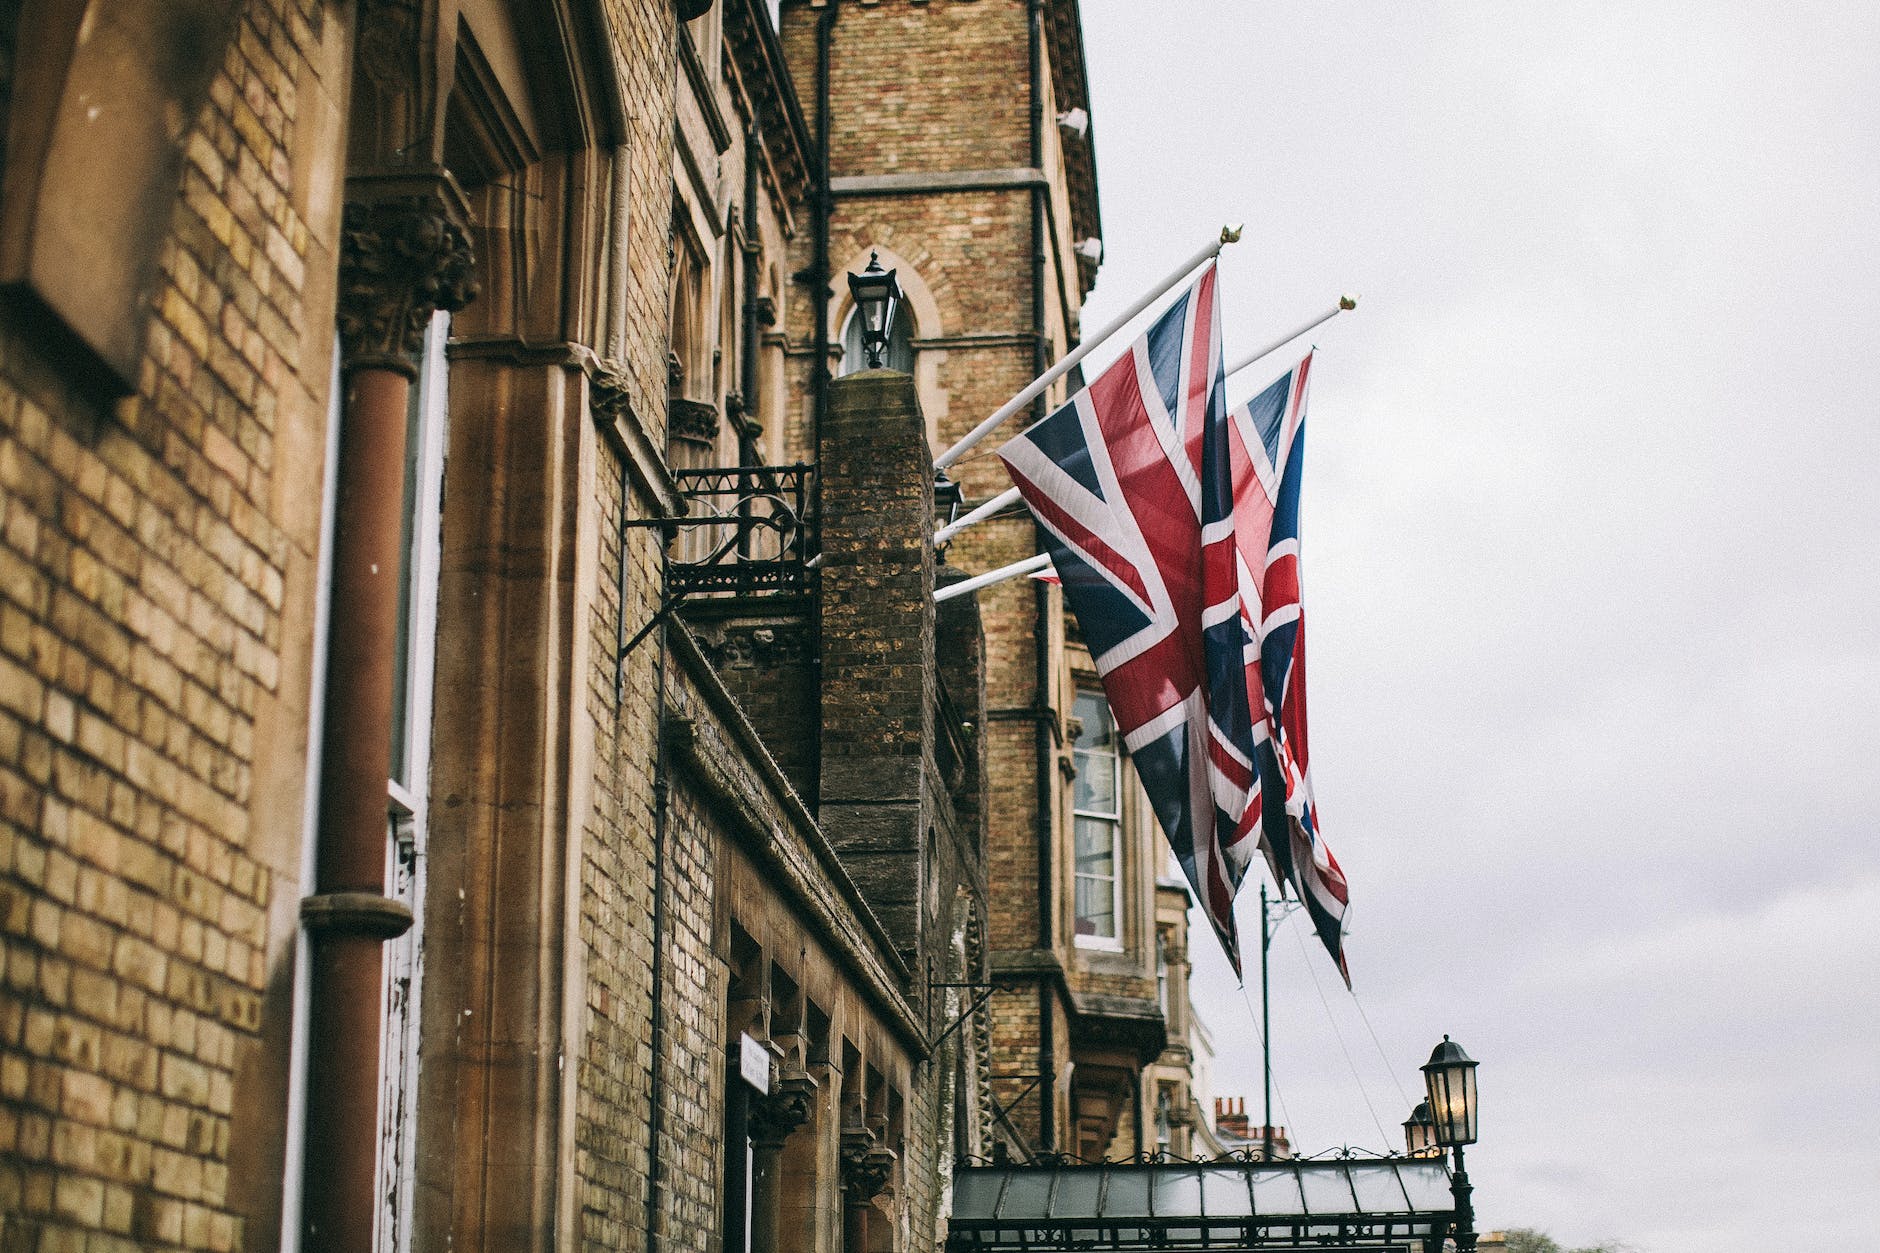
573;1;679;1247
0;0;344;1246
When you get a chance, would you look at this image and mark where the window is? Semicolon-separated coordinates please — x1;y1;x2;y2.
378;312;450;1253
1072;690;1122;947
1156;930;1169;1016
838;303;914;375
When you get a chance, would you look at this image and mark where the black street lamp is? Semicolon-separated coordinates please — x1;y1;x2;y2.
846;251;902;369
1421;1036;1479;1253
1401;1100;1440;1159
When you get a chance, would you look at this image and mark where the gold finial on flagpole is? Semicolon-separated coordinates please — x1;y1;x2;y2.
1221;224;1245;244
1339;293;1359;310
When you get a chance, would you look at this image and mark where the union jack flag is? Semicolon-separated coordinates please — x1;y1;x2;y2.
1222;355;1350;983
998;266;1353;982
998;263;1265;974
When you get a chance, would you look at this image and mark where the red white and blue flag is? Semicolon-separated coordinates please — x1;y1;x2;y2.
998;263;1265;973
997;266;1350;981
1222;355;1350;983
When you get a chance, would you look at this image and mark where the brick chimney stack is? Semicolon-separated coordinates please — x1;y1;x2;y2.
1214;1097;1250;1141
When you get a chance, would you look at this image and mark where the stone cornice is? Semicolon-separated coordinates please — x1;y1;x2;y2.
831;167;1046;197
723;0;814;206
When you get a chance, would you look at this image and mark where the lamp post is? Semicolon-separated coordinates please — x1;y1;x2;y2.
1402;1100;1439;1159
846;251;902;369
1421;1036;1479;1253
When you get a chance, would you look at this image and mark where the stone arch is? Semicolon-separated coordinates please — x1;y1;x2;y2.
829;242;950;452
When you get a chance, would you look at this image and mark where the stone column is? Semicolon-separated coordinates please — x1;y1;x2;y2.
748;1074;817;1253
816;370;937;958
300;174;475;1250
839;1128;896;1253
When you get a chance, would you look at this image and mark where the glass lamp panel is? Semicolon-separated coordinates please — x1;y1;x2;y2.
1457;1064;1477;1143
1425;1062;1477;1146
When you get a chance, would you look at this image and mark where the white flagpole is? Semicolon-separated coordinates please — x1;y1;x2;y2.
1223;295;1357;380
934;485;1022;546
934;552;1053;603
932;225;1243;472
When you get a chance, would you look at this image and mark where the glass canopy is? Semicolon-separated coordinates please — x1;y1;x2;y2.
948;1157;1456;1253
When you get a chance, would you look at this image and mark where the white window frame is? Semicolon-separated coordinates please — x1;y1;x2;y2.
1071;689;1124;951
376;312;450;1253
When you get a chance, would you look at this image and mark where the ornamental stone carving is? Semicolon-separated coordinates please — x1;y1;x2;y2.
747;1075;816;1149
338;183;479;375
591;362;634;425
669;396;721;446
839;1129;896;1202
704;622;810;671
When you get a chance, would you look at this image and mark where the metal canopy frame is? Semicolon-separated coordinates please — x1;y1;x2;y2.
948;1156;1457;1253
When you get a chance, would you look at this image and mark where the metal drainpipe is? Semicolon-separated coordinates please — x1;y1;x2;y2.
1027;0;1059;1157
1132;1067;1145;1159
741;122;761;456
1032;579;1055;1156
642;615;673;1253
807;1;838;817
300;360;417;1250
737;123;762;561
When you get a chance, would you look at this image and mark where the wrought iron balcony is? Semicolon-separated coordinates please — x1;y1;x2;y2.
669;463;816;598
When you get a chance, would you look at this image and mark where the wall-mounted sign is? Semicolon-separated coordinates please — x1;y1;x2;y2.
739;1032;771;1094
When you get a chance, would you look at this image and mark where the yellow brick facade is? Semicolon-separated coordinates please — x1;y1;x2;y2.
0;1;1187;1250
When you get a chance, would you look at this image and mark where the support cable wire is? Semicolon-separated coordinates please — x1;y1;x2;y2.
1350;985;1415;1111
1234;979;1299;1149
1286;908;1393;1148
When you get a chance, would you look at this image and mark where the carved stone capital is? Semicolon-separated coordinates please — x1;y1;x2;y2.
591;362;635;425
669;397;720;446
748;1075;816;1149
338;173;479;376
701;621;811;671
839;1129;896;1203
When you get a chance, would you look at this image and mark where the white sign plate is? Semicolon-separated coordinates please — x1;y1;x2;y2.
739;1032;771;1094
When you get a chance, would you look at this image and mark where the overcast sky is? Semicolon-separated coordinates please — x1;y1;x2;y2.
1072;3;1880;1249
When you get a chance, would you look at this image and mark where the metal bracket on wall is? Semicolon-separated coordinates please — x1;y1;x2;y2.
614;462;819;699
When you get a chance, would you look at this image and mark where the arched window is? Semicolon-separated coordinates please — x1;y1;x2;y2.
838;303;914;375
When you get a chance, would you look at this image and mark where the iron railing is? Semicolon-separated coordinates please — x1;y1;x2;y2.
669;463;816;597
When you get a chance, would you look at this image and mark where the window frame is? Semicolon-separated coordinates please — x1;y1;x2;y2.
1071;688;1125;951
376;312;451;1253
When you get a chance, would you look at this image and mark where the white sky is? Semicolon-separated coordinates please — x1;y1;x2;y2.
1073;4;1880;1249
